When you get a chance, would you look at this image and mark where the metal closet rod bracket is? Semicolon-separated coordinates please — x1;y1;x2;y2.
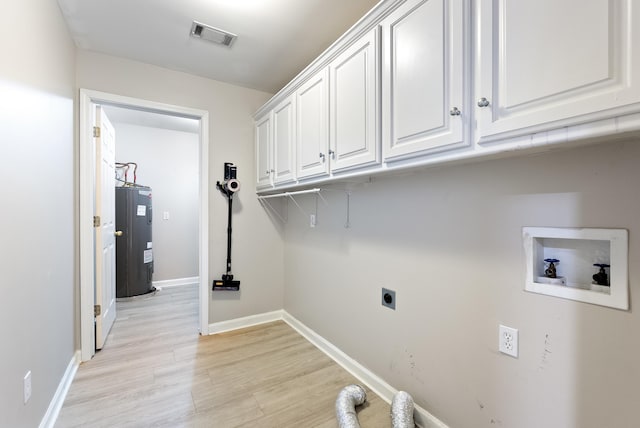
257;188;351;228
257;188;322;220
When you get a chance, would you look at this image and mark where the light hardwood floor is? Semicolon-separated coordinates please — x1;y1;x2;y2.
56;284;390;427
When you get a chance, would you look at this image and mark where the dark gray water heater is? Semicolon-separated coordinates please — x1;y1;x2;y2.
115;186;154;298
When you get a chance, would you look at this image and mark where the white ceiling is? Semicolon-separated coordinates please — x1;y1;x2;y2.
57;0;380;94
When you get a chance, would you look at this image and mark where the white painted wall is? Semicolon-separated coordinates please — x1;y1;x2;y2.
0;0;76;427
283;141;640;428
76;51;285;322
114;123;199;282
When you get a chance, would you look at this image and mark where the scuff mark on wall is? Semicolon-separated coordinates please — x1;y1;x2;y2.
476;400;503;426
405;349;424;384
538;333;552;371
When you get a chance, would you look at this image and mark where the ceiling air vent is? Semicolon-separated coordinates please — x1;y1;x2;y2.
190;21;237;47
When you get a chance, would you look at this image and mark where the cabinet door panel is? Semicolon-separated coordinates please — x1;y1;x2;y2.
255;114;272;189
330;29;379;172
477;0;640;143
273;96;296;184
503;1;608;108
382;0;465;161
296;69;329;179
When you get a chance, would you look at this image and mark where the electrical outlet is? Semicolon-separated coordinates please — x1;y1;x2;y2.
499;325;518;358
381;288;396;310
310;214;316;228
23;371;32;404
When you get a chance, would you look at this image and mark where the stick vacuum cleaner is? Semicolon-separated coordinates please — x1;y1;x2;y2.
213;162;241;291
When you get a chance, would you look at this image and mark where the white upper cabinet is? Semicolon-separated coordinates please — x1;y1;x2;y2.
381;0;467;161
296;68;330;179
476;0;640;144
255;114;272;189
329;28;380;172
272;95;296;184
255;0;640;193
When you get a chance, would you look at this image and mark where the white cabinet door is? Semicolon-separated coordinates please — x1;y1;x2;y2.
255;114;272;189
329;28;380;172
296;68;329;179
381;0;466;161
476;0;640;143
273;95;296;184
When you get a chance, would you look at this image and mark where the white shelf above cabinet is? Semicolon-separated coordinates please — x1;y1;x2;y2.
523;227;628;310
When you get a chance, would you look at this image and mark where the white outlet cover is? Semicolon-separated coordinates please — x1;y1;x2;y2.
499;325;518;358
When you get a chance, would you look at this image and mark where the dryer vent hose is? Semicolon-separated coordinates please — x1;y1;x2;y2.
336;384;367;428
391;391;416;428
335;386;416;428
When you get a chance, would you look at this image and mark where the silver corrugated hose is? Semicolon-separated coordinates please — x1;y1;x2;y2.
336;384;367;428
391;391;416;428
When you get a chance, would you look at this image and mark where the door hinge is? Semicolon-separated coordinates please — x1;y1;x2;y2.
94;305;101;317
93;216;101;227
93;126;101;138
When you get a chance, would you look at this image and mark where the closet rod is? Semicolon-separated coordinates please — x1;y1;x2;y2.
257;188;321;200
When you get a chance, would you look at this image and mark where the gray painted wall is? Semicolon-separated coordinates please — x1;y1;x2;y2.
114;123;199;282
283;141;640;428
76;51;285;323
0;0;76;426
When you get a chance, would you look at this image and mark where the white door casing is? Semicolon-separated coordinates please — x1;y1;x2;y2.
94;106;117;350
79;89;209;362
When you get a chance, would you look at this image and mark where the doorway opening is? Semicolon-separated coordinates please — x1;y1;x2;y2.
79;89;210;362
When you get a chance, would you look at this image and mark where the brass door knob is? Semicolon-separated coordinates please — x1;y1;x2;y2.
114;231;124;237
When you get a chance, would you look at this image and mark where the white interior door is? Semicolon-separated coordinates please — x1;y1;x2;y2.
95;105;117;350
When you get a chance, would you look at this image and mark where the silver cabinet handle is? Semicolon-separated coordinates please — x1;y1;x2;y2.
477;97;490;107
319;152;325;162
450;107;461;116
328;149;335;159
266;170;270;175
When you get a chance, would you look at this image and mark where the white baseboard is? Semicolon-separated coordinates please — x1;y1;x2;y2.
209;309;448;427
39;350;80;428
282;312;448;428
152;276;199;288
208;310;284;335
